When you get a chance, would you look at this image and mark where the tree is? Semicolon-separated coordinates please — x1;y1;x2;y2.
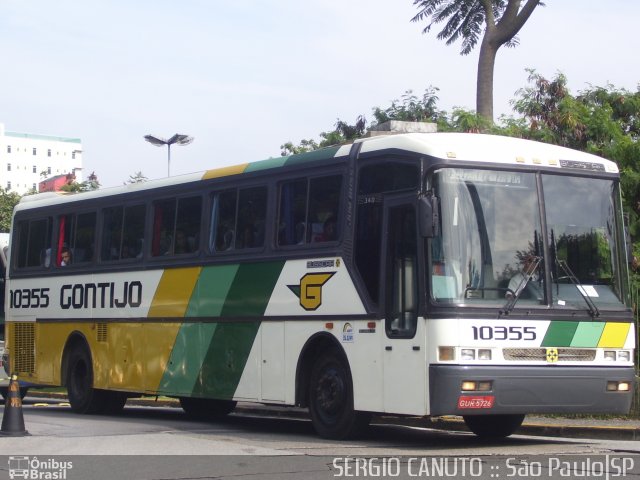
372;87;446;126
125;171;149;184
411;0;542;122
60;172;100;193
0;188;21;233
280;116;367;156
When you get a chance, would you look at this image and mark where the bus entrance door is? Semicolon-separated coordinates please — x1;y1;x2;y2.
381;200;427;415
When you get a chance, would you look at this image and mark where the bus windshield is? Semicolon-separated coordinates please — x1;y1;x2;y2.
430;168;628;311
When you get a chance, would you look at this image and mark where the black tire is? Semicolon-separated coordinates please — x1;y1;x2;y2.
0;386;28;401
308;349;371;439
463;414;525;438
180;397;237;419
66;345;107;414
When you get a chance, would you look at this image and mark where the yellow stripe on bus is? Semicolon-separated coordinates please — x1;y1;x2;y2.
202;164;248;180
597;322;631;348
148;267;202;318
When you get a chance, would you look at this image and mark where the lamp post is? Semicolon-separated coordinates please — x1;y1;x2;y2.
144;133;194;177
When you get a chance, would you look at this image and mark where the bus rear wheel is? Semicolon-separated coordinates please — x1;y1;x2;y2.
66;346;107;414
308;349;371;439
463;414;525;438
180;397;237;419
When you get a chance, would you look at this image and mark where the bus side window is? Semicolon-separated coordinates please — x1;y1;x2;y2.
210;187;266;253
278;179;307;246
122;205;146;259
15;218;52;269
236;187;267;249
309;175;342;243
152;199;175;256
211;190;237;252
175;196;202;254
57;212;97;265
101;207;124;261
277;174;342;246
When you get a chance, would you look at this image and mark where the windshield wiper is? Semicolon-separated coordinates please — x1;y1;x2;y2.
556;260;600;318
500;255;542;315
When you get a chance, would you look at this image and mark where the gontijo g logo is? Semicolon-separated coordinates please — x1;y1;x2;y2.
288;272;335;311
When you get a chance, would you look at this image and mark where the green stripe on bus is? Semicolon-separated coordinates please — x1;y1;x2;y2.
220;261;285;317
158;322;218;395
193;321;261;398
283;146;341;166
186;264;240;317
570;322;606;347
541;321;579;347
245;157;288;172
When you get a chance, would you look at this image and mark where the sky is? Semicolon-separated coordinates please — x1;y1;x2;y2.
1;0;639;188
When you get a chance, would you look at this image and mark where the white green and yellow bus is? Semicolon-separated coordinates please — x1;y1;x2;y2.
3;132;635;439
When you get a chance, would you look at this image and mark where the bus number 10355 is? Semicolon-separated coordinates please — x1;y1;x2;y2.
471;325;537;341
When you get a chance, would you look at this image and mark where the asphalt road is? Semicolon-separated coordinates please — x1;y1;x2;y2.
0;397;638;480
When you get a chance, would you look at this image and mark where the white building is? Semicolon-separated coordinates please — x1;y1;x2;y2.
0;123;83;195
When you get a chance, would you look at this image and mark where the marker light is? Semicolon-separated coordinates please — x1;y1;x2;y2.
478;349;492;361
618;351;631;362
461;349;476;361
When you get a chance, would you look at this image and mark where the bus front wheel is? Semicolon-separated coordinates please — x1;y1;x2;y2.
308;349;370;439
463;414;525;438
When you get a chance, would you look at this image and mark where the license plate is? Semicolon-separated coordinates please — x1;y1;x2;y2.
457;395;495;409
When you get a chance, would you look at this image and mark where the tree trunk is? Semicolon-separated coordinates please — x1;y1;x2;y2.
476;36;499;123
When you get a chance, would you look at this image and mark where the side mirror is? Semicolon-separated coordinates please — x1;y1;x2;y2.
418;194;439;238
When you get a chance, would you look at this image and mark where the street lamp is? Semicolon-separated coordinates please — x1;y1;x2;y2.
144;133;194;177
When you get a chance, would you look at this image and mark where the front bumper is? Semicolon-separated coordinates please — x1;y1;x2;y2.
429;365;635;416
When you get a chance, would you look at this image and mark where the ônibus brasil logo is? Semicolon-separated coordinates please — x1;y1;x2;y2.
8;456;73;479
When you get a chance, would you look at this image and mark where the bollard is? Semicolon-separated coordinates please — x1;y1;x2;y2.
0;374;29;436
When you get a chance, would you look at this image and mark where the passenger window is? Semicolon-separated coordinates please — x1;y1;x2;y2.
15;218;52;269
277;174;342;247
309;176;341;243
152;196;201;256
210;187;267;252
57;212;97;265
101;205;146;261
101;207;124;261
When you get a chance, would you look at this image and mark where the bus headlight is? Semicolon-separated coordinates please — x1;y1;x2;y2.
604;351;616;361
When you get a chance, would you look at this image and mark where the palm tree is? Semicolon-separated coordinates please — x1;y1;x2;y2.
411;0;542;122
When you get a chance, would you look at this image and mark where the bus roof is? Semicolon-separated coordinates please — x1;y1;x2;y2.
15;133;618;212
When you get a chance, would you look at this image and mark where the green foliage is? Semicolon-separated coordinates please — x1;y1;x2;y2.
59;178;100;193
0;188;21;233
411;0;518;55
281;116;367;155
125;171;149;184
372;88;445;125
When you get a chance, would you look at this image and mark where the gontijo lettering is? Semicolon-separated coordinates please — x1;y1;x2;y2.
60;281;142;309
